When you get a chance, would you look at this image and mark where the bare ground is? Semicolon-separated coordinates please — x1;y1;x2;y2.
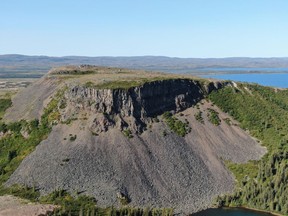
0;195;55;216
3;76;62;122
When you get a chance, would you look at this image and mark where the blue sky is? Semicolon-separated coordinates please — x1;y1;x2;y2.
1;0;288;57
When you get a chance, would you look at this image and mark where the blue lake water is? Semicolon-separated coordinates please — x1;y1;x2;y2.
200;73;288;88
197;68;288;73
192;208;274;216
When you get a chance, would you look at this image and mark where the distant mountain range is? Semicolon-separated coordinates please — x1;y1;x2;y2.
1;54;288;78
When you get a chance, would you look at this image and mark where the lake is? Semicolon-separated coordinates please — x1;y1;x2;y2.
192;208;275;216
200;73;288;88
196;67;288;73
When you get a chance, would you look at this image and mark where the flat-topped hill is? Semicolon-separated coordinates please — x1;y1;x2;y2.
1;66;268;214
4;65;216;122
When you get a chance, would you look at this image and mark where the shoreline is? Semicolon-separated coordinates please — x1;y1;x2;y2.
235;206;283;216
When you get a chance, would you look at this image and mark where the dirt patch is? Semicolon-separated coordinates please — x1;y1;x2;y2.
0;195;56;216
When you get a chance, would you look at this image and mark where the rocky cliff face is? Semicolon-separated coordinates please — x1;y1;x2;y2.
62;79;228;133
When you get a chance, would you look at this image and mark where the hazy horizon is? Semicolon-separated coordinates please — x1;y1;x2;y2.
1;54;288;59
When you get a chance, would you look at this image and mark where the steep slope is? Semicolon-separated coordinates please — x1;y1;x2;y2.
3;76;62;122
3;68;267;214
6;105;266;213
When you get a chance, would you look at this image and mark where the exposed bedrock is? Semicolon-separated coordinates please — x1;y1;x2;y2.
68;79;204;116
63;79;228;132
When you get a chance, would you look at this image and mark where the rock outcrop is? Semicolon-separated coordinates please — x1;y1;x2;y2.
62;79;228;133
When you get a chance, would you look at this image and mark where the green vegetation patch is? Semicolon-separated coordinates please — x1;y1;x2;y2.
194;110;204;124
0;89;65;184
209;84;288;215
41;89;66;126
225;160;259;181
123;129;133;139
223;117;232;125
94;80;143;90
0;184;40;202
163;112;191;137
0;98;12;119
207;108;221;126
86;77;183;90
0;118;50;183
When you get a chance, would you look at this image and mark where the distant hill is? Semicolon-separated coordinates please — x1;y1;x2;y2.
1;54;288;78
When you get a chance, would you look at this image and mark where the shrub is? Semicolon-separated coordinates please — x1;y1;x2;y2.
117;192;130;206
7;150;17;162
69;134;77;141
162;111;190;137
0;123;8;133
224;118;231;125
207;108;221;126
0;98;12;116
123;129;133;138
194;111;204;124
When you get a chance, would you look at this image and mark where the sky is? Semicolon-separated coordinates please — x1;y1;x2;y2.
1;0;288;58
